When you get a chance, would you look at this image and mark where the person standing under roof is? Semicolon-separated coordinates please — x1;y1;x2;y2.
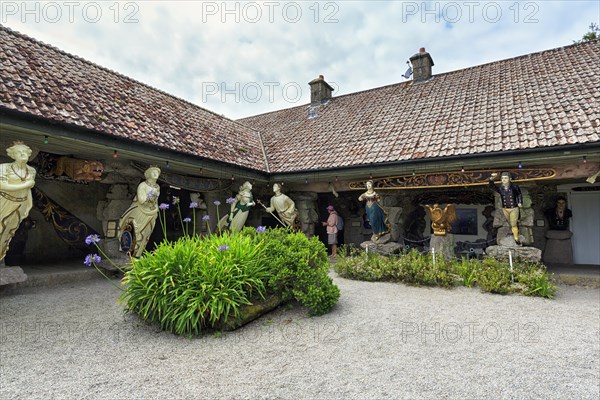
322;205;339;258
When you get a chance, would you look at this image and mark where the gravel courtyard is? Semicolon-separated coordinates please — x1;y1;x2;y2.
1;271;598;400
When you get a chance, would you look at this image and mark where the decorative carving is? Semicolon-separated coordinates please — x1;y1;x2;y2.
218;182;256;232
358;180;390;240
34;152;103;183
262;183;299;229
424;204;457;236
32;187;100;252
1;142;36;261
349;168;556;190
118;167;161;258
54;156;104;181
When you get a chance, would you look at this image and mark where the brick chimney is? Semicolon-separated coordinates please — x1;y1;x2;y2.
409;47;435;82
309;75;334;104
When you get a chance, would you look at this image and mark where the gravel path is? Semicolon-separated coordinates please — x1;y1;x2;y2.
1;271;599;400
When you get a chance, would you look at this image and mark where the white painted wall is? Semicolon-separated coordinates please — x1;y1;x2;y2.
559;183;600;266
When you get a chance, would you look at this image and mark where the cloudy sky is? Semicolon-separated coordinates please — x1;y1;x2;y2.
2;1;598;119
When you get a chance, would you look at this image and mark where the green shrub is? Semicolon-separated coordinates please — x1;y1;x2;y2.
335;246;390;281
336;248;455;288
455;257;479;287
120;233;269;335
260;228;340;316
469;257;513;294
514;262;557;298
335;247;556;298
395;249;455;287
120;228;340;335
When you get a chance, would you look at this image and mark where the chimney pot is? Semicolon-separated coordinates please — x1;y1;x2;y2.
309;75;334;104
409;48;434;82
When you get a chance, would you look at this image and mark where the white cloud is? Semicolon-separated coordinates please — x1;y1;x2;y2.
2;0;598;119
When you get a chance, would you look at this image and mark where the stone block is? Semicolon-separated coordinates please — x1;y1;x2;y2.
497;227;511;241
371;232;391;244
359;240;402;255
493;209;506;228
0;266;28;286
386;207;403;242
485;245;542;263
498;234;526;247
519;208;534;227
430;234;455;260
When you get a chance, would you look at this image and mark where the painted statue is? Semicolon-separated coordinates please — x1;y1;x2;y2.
358;180;390;239
544;196;572;231
424;203;457;236
220;181;256;232
0;142;36;262
265;183;299;228
488;172;523;245
118;166;161;257
54;156;104;181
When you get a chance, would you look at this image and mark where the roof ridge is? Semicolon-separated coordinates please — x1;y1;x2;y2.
238;39;600;121
0;24;241;125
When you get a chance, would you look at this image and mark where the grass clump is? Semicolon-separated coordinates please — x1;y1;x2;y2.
334;247;556;298
119;228;339;336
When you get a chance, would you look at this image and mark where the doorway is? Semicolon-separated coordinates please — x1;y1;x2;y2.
562;184;600;265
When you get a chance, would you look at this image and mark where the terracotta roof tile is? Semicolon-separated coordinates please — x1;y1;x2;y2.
0;26;267;171
2;25;598;175
241;40;600;172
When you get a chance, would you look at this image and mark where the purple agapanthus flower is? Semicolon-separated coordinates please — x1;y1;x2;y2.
225;197;236;204
256;226;267;233
202;215;210;222
217;244;229;252
189;202;199;209
183;217;191;223
84;253;101;266
159;203;169;210
213;200;221;206
146;189;158;202
85;234;101;245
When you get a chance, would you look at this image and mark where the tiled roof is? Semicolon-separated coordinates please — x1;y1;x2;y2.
1;25;598;176
240;41;600;173
0;26;267;171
